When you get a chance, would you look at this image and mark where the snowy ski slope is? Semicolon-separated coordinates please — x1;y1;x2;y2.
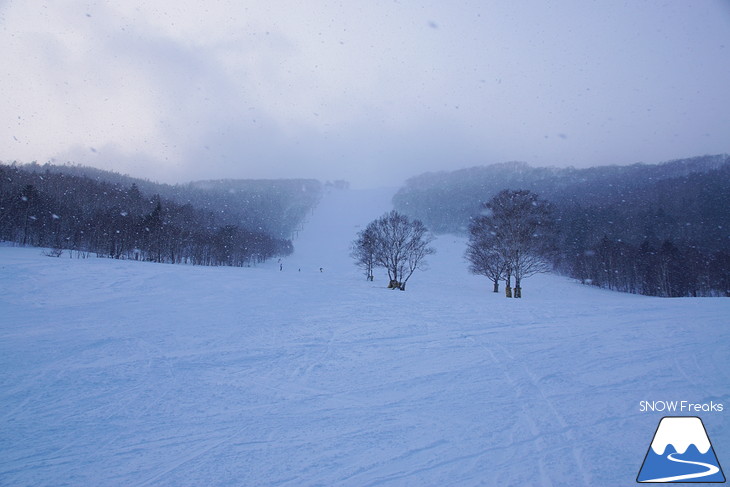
1;187;728;486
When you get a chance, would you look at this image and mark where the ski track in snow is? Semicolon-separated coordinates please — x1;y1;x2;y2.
1;187;729;486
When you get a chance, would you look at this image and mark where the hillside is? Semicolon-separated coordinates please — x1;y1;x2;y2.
0;163;323;265
393;155;729;239
1;187;728;486
393;155;730;297
2;162;323;240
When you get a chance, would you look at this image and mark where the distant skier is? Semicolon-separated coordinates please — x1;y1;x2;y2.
280;263;283;271
319;267;323;272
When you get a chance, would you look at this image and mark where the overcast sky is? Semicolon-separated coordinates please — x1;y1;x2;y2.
1;1;729;187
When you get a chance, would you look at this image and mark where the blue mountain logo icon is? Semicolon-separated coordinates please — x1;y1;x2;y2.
637;416;726;483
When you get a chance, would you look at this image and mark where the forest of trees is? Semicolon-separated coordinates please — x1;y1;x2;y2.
4;157;729;297
394;155;730;297
22;162;323;241
0;163;323;267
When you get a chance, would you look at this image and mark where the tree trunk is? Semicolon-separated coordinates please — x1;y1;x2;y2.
492;279;499;293
514;277;522;298
505;285;512;298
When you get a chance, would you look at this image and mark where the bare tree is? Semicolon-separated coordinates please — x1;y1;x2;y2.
351;222;377;281
465;220;508;292
355;210;435;291
470;190;555;297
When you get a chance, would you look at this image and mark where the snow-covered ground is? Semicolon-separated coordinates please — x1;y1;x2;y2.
1;188;728;486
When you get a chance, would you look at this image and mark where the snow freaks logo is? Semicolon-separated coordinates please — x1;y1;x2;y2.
637;416;726;483
640;401;724;413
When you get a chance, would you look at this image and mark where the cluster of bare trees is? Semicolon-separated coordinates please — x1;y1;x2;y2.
566;237;730;297
351;210;434;291
463;188;730;298
0;164;293;266
352;196;554;296
465;190;555;298
392;156;730;298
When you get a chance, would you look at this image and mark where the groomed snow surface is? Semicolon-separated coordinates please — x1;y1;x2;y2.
1;188;728;486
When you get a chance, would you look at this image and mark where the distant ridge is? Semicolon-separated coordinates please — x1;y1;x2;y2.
3;162;323;240
393;154;729;234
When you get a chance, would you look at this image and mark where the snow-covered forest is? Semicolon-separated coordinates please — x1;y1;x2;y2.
0;163;322;266
393;155;730;297
2;157;728;294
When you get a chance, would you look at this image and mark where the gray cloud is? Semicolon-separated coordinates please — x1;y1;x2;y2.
1;0;729;188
